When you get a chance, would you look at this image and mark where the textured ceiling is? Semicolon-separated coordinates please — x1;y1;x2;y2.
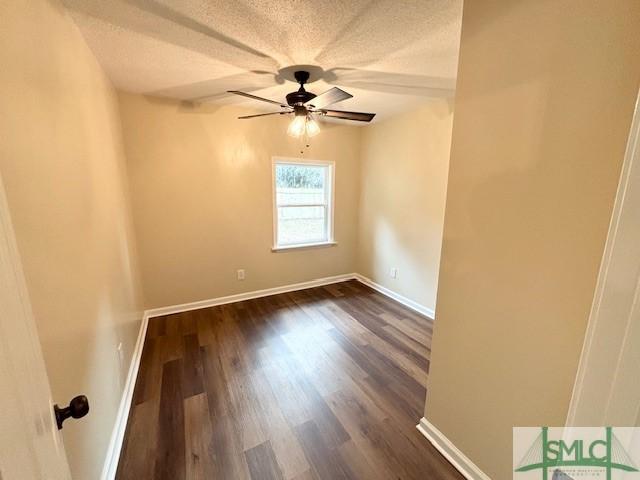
62;0;462;122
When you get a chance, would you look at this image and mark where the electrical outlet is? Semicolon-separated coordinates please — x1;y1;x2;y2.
237;269;245;280
390;267;399;279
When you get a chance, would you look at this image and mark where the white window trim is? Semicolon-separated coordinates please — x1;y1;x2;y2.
271;156;336;252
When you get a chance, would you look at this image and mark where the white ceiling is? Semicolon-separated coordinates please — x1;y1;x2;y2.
62;0;462;122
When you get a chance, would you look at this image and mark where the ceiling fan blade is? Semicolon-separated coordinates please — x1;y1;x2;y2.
238;111;291;119
320;109;376;122
227;90;287;107
305;87;352;109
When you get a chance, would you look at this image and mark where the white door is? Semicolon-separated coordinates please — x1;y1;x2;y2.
0;171;71;479
567;91;640;427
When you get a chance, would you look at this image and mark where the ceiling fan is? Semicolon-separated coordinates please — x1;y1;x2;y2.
227;70;376;138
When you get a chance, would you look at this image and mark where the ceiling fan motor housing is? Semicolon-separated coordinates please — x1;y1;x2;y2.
286;90;316;106
286;70;317;106
228;68;375;122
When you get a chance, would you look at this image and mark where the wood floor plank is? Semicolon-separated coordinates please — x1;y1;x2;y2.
401;312;435;337
219;357;267;450
184;393;215;480
182;334;204;398
201;344;252;479
165;312;183;336
327;387;410;479
379;311;433;346
338;440;384;480
195;307;218;347
260;356;315;428
294;421;352;480
317;328;369;383
326;326;426;408
289;470;317;480
116;281;464;480
293;373;351;448
322;283;346;298
249;370;311;479
200;343;232;419
375;416;464;480
362;341;427;399
211;413;252;479
131;336;161;405
264;295;309;334
179;311;198;336
154;359;185;480
367;288;434;328
158;331;184;364
146;315;166;338
318;303;369;347
245;441;285;480
287;289;335;331
382;322;430;358
115;399;158;480
359;374;424;431
334;295;429;377
269;433;310;480
281;326;353;397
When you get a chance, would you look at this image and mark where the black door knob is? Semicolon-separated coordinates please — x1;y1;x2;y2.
54;395;89;430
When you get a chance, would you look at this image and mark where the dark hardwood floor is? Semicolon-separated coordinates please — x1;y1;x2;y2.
116;280;463;480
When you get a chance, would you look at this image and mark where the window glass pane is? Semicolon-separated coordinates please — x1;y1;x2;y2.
277;206;327;245
275;164;326;206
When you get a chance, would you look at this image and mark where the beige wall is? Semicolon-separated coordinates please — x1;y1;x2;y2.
0;1;144;478
425;1;640;479
357;100;453;313
117;93;362;309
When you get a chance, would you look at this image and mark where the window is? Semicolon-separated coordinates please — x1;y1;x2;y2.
272;158;335;250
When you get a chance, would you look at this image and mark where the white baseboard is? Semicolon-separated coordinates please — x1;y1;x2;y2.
145;273;357;319
101;272;434;478
100;311;149;480
417;417;491;480
354;273;435;319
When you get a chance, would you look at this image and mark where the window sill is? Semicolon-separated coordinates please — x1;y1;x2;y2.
271;241;337;252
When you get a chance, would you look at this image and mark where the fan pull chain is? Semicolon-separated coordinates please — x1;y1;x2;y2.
299;132;311;156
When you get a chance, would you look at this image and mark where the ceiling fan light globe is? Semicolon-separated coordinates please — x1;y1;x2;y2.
306;117;320;137
287;115;306;137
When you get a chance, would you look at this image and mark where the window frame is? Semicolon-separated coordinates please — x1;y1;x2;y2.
271;156;336;251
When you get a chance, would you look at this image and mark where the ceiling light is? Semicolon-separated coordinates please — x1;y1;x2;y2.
305;116;320;137
287;111;321;138
287;115;306;137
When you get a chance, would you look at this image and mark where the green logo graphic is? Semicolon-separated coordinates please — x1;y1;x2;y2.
515;427;639;480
